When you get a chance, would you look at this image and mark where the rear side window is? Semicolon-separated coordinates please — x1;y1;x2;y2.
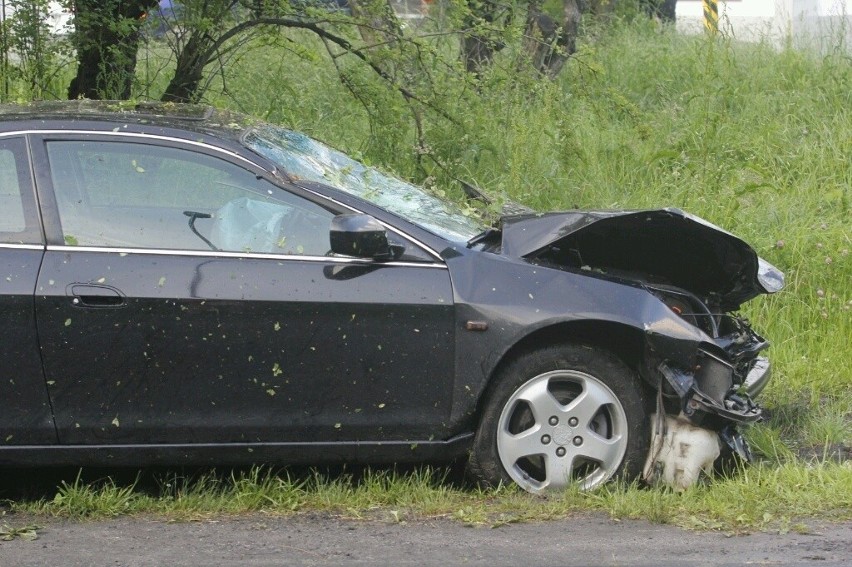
0;137;41;244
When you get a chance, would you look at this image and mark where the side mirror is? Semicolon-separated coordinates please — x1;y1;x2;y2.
330;214;404;260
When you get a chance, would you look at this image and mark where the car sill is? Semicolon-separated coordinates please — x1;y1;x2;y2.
0;433;475;467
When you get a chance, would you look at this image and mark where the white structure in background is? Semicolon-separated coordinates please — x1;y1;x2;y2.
0;1;72;36
677;0;852;51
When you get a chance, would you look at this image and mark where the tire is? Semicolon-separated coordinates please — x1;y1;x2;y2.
468;343;650;494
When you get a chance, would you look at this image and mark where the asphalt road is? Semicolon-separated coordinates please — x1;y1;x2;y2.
1;513;850;567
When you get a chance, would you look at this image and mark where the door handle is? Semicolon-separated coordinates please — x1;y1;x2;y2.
68;284;126;308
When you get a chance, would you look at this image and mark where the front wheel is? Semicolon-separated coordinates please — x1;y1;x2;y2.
469;344;650;493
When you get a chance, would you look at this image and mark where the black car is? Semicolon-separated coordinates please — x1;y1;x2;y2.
0;101;783;492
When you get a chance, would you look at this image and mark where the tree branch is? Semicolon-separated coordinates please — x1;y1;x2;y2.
196;16;457;123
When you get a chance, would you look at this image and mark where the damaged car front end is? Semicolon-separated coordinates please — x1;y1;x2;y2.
248;123;783;491
248;122;783;491
497;208;784;489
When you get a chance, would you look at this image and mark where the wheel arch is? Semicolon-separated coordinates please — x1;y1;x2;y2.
466;323;654;491
474;319;648;420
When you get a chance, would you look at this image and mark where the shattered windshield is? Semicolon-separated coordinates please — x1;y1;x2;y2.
244;126;485;242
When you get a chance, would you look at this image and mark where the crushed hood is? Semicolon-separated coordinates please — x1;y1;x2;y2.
500;208;782;310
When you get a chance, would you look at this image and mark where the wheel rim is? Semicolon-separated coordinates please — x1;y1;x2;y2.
496;369;629;493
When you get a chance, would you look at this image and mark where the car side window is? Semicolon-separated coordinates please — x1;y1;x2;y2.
0;137;41;244
45;140;335;255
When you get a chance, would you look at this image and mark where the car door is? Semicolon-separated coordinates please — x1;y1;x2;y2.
31;133;455;446
0;135;56;446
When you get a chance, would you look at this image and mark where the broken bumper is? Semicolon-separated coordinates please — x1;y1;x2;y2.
645;354;769;487
658;355;768;426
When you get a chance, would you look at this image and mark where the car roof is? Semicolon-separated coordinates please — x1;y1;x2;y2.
0;100;256;141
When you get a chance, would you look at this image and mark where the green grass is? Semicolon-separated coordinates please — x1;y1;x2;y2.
0;16;849;529
11;461;851;531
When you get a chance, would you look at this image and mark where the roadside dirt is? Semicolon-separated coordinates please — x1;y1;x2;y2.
1;513;850;567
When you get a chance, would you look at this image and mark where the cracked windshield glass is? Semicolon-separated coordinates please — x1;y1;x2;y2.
245;126;485;242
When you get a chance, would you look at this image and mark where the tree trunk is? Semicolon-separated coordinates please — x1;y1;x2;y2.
68;0;158;100
160;33;212;103
522;0;581;78
641;0;677;22
561;0;581;60
462;0;504;76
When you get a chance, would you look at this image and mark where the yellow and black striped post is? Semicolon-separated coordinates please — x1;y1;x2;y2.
703;0;719;35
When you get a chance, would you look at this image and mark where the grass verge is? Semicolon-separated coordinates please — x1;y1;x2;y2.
5;459;850;532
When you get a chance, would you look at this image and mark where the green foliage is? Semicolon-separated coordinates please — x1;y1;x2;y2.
598;460;852;529
0;0;71;100
0;521;40;541
0;14;850;526
34;471;151;518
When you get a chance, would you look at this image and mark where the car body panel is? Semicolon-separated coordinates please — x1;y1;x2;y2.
0;247;57;445
442;247;708;424
35;250;455;444
0;434;475;468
